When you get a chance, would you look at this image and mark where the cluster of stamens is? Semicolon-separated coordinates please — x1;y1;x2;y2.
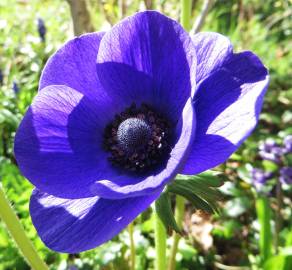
103;103;172;173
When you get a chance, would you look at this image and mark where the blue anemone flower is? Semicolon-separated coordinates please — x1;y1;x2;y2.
14;11;269;253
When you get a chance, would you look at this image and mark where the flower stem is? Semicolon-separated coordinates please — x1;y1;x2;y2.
192;0;213;33
255;196;272;264
128;222;136;270
181;0;192;31
275;178;283;253
154;204;167;270
0;185;48;270
168;195;185;270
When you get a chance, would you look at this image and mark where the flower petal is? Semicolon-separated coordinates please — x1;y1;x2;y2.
30;188;161;253
182;48;269;174
15;85;195;199
192;32;233;83
97;11;196;122
14;85;116;199
39;32;105;98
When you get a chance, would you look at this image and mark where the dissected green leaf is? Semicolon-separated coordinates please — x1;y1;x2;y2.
167;172;224;213
168;183;214;213
176;171;225;187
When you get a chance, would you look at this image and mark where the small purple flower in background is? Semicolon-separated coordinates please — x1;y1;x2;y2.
37;18;46;42
68;265;78;270
259;138;283;163
12;80;20;94
279;167;292;185
14;11;269;253
251;168;273;191
283;135;292;154
0;69;3;86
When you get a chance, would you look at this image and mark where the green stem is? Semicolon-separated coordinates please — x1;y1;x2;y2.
0;185;48;270
154;204;167;270
168;195;185;270
128;222;136;270
255;196;272;265
181;0;192;31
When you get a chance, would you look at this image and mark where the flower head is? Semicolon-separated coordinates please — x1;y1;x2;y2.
0;68;3;86
259;138;283;163
280;167;292;185
37;18;46;42
283;135;292;154
14;11;269;253
12;80;19;94
251;168;273;191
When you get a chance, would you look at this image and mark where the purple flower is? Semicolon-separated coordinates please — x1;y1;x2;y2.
14;12;269;252
280;167;292;185
259;138;283;163
12;80;20;94
283;135;292;154
37;18;46;42
0;69;3;86
251;168;273;191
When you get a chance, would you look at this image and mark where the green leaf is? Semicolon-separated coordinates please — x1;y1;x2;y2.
168;183;214;213
176;171;224;187
0;108;19;128
155;192;182;235
167;172;224;213
264;255;292;270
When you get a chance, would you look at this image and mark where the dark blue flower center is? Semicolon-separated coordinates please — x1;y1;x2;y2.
117;118;152;153
103;103;172;173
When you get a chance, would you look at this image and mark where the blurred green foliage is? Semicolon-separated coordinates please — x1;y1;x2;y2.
0;0;291;269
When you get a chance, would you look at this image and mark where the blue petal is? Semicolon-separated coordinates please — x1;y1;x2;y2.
14;85;115;199
96;11;197;122
39;32;105;99
30;188;161;253
192;32;233;83
183;33;269;174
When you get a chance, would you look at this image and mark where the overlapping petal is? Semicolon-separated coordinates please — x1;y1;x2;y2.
97;11;197;122
15;84;195;199
192;32;233;84
30;188;161;253
39;32;106;99
14;85;115;199
182;33;269;174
